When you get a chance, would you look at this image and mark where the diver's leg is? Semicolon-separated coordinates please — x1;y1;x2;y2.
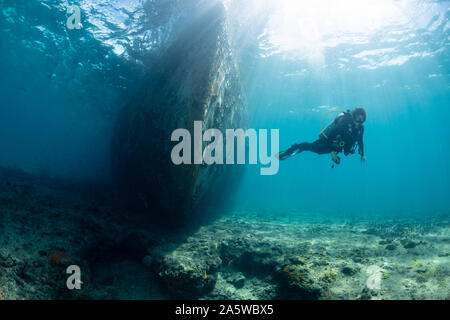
298;139;332;155
277;139;329;160
305;140;341;164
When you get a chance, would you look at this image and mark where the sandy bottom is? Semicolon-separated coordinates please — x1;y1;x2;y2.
0;167;448;300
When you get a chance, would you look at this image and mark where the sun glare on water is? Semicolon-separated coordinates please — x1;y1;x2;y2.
260;0;423;64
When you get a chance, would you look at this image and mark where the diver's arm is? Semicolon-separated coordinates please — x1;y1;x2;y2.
358;127;366;161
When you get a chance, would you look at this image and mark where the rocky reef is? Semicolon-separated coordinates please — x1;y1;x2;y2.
145;213;450;300
0;167;448;300
111;1;246;224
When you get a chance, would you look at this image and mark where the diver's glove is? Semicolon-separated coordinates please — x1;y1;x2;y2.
331;152;341;165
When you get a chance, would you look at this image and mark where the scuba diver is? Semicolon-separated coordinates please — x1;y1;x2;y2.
277;107;367;167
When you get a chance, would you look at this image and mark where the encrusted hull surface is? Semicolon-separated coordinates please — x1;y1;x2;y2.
111;2;246;223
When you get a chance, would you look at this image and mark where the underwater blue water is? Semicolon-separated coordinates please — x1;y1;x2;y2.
234;0;450;216
0;0;449;217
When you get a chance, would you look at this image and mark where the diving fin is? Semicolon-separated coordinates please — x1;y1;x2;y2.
277;147;299;161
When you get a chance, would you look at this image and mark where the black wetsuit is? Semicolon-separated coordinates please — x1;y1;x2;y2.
280;111;364;161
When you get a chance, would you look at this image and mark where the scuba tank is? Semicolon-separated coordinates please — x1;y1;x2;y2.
319;109;350;139
319;110;353;152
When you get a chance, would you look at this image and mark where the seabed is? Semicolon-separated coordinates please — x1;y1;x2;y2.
0;167;448;300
